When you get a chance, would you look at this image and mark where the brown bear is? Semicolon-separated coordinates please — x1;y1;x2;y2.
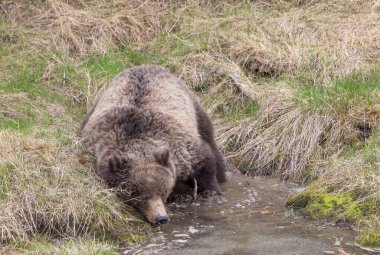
80;65;227;224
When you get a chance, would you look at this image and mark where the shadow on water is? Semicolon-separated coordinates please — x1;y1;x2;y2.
124;173;373;255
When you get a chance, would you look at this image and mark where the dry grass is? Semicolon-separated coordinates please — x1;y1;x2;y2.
0;128;146;243
0;0;175;57
173;0;380;86
217;96;335;181
216;80;380;181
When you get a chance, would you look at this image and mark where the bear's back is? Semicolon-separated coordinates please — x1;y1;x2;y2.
82;65;200;140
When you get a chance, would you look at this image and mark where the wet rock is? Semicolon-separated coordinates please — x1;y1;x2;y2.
174;234;190;238
174;239;188;244
234;203;242;208
188;226;199;234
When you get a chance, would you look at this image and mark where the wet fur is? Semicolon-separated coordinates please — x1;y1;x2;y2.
81;65;226;211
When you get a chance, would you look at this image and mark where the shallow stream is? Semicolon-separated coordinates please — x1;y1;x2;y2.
125;173;372;255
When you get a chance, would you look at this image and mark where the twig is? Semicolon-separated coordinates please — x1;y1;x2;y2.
192;178;197;202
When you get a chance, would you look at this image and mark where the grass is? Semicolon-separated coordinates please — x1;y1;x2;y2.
8;237;119;255
295;72;380;113
1;0;380;252
203;82;259;123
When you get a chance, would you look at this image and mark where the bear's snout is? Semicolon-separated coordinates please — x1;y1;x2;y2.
155;214;169;224
141;195;169;224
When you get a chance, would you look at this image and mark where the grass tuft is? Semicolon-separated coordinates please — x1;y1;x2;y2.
0;130;148;244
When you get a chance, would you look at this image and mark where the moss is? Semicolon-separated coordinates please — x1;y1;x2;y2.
288;186;380;248
287;190;371;222
286;193;310;208
287;191;363;222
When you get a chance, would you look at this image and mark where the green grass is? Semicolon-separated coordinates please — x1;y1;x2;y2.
0;53;69;133
84;46;165;80
0;46;168;133
295;72;380;113
0;163;12;201
0;94;57;133
221;100;258;122
345;129;380;168
0;44;5;58
1;71;54;100
0;117;35;132
203;88;259;122
357;231;380;248
11;237;119;255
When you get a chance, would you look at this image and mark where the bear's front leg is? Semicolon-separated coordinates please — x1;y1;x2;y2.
191;142;221;194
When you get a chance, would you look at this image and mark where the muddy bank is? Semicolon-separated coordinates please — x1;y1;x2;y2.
124;173;371;255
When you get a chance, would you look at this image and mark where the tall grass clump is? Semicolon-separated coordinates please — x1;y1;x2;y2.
0;129;147;245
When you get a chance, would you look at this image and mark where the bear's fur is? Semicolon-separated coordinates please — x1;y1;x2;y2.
80;65;227;223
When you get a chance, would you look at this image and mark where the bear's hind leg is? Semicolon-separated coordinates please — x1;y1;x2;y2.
194;102;227;183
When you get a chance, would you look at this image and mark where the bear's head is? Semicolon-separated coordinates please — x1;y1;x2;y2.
97;147;175;224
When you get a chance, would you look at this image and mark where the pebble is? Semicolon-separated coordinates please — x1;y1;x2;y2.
235;203;242;208
145;243;164;248
174;234;190;238
188;226;199;234
174;239;188;244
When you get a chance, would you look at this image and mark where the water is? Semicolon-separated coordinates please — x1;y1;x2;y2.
124;173;373;255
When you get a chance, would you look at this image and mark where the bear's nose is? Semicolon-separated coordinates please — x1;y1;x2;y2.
155;215;169;224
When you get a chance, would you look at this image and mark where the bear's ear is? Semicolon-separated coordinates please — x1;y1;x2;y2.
154;147;170;167
107;154;122;173
97;152;125;177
